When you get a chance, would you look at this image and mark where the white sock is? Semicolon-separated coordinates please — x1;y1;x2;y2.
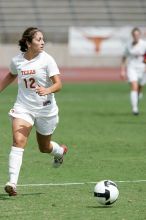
9;146;24;185
50;141;63;158
130;91;138;112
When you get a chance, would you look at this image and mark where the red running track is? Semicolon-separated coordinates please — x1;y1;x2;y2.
0;67;121;82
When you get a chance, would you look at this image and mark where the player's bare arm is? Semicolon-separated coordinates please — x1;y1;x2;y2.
36;74;62;96
120;56;127;80
0;72;17;92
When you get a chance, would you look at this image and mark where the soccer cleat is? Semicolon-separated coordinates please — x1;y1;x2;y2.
53;144;68;168
4;182;17;196
132;107;139;116
132;110;139;115
133;111;139;116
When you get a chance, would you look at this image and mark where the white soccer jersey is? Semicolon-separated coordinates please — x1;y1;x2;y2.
124;39;146;69
10;51;60;116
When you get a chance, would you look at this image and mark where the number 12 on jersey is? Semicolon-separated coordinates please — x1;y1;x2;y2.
24;78;36;89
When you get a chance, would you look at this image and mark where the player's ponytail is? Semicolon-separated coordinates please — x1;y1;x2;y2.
18;27;41;52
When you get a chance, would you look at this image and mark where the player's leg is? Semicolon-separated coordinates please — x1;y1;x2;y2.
138;84;143;99
127;67;139;115
36;132;67;167
35;115;68;167
5;118;33;196
130;81;139;115
138;70;146;100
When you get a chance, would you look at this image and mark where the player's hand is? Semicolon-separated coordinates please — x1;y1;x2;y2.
36;85;51;96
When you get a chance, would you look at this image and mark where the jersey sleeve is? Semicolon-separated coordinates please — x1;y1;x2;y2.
9;59;18;75
46;55;60;77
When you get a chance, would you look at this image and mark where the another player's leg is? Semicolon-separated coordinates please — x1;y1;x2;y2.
130;82;139;115
138;85;143;100
5;118;32;196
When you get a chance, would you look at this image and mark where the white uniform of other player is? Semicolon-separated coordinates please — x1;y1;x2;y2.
9;51;60;135
124;39;146;85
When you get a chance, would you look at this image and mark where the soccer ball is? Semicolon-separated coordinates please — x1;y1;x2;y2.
94;180;119;205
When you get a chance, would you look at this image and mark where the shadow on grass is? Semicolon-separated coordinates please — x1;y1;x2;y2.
0;194;10;200
86;205;113;209
94;111;131;117
0;192;44;200
19;192;45;197
95;111;146;119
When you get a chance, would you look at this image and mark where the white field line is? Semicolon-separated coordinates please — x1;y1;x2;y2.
0;180;146;188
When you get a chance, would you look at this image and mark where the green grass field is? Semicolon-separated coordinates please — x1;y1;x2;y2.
0;82;146;220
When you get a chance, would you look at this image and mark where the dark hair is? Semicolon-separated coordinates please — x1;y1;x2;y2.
131;27;141;35
19;27;41;52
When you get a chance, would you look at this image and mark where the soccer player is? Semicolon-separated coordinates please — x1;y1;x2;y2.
120;27;146;115
0;27;68;196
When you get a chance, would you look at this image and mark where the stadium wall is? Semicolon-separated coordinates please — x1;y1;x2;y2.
0;44;121;68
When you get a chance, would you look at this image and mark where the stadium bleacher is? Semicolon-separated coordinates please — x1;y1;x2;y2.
0;0;146;43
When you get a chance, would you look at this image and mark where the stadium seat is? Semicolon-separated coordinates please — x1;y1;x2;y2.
0;0;146;43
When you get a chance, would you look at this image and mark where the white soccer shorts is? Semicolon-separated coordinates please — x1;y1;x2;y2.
127;66;146;85
9;107;59;135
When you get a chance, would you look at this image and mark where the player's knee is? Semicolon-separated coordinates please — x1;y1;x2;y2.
13;137;26;147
